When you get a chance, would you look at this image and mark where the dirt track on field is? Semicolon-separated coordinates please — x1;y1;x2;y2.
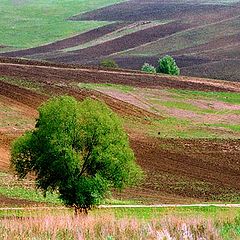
0;59;239;205
1;203;240;210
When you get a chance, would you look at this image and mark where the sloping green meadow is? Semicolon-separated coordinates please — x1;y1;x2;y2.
0;0;124;49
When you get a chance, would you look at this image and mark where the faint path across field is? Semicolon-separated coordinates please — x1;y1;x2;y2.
1;204;240;211
100;204;240;208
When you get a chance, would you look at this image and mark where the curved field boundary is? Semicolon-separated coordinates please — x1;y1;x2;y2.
0;62;240;204
0;80;47;109
0;62;239;92
1;22;128;58
48;22;194;63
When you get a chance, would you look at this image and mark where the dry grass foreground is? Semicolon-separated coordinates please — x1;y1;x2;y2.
0;213;226;239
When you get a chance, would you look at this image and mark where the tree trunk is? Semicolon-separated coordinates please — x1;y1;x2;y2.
74;205;88;216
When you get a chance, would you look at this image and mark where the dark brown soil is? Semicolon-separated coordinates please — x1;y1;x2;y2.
1;60;239;92
1;2;239;82
126;136;240;203
0;76;158;121
0;81;47;109
164;33;240;58
182;59;240;82
0;195;45;207
108;55;211;70
72;0;240;24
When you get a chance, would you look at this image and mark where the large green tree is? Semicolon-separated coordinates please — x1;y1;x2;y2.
156;55;180;75
11;96;143;213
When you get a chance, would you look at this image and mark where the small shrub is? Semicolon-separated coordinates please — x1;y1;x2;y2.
141;63;156;74
100;59;119;69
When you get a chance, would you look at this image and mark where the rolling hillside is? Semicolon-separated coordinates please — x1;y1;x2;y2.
1;0;240;81
1;2;240;239
0;58;239;206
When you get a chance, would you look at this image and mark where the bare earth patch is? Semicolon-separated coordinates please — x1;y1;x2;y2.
97;89;153;112
91;86;240;126
190;99;240;111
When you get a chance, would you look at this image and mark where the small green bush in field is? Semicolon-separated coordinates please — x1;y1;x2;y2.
100;59;119;69
141;63;156;74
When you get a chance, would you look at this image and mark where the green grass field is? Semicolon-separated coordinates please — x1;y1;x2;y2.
0;172;60;205
170;89;240;104
0;0;124;49
0;172;137;207
77;82;135;93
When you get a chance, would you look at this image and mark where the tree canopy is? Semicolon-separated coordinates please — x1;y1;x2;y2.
156;55;180;75
11;96;143;213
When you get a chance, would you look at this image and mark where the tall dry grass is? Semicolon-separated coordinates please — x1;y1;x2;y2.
0;213;222;240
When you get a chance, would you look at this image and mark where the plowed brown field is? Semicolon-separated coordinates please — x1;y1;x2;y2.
0;59;239;205
73;0;240;23
0;60;239;92
47;22;194;64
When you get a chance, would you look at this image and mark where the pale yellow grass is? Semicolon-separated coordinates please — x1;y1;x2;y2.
0;213;222;240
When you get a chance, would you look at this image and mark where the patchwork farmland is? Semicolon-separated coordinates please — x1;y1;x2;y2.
1;0;240;81
0;58;239;206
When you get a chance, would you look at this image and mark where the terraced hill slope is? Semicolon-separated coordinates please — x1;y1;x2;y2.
0;58;239;206
1;0;240;81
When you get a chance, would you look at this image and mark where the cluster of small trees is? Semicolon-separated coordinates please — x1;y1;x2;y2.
141;55;180;76
99;55;180;76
